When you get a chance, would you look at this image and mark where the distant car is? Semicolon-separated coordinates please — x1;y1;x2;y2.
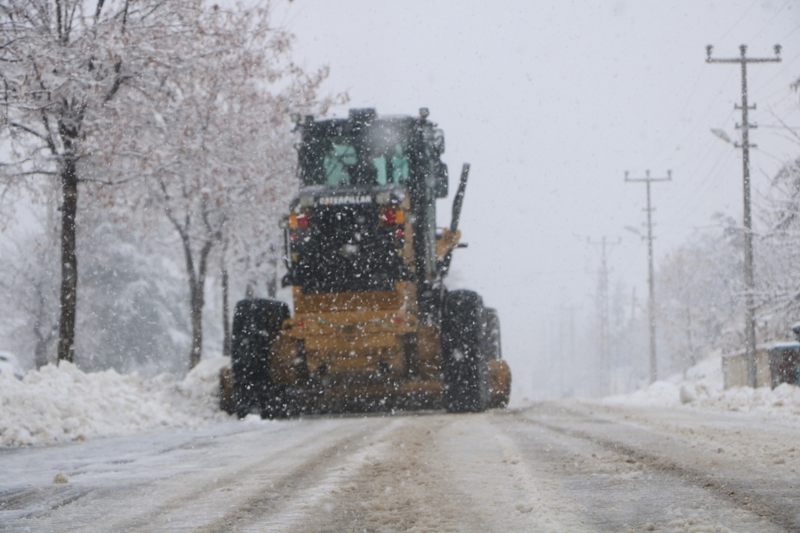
0;351;24;380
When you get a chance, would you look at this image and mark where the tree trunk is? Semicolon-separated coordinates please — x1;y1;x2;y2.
686;307;696;367
57;155;79;364
221;251;231;358
266;243;278;298
185;238;214;369
189;279;204;369
34;336;50;369
33;280;53;369
266;268;277;299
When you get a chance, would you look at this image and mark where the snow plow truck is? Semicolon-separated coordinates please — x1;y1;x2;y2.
220;108;511;417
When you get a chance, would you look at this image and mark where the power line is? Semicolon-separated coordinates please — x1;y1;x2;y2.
748;0;793;42
669;147;733;226
706;43;782;388
666;109;737;208
752;49;800;95
651;68;739;170
777;21;800;43
760;124;800;130
717;0;761;42
625;169;672;383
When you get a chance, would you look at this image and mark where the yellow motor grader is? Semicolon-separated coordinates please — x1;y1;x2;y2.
220;108;510;417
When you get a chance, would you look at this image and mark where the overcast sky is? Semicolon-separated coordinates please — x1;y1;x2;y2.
274;0;800;398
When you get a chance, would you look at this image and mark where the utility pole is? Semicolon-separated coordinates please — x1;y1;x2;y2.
706;44;782;388
625;169;672;384
585;236;620;390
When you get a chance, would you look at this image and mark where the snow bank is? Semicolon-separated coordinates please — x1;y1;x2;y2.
695;382;800;415
0;357;231;447
603;353;800;417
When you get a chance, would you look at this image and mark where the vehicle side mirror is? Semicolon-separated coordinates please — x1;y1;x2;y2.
434;162;448;198
433;128;445;154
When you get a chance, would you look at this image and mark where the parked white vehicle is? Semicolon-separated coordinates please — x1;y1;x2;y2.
0;351;24;380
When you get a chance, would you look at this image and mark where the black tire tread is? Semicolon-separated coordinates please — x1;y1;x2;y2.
442;290;490;413
231;298;289;418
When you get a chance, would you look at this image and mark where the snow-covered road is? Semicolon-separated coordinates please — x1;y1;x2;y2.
2;402;798;532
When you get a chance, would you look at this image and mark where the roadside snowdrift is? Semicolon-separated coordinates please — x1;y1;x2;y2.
604;354;800;417
0;357;230;447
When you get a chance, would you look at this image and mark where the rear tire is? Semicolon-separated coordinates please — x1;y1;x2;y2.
483;307;502;361
442;290;489;413
231;299;289;418
482;307;510;408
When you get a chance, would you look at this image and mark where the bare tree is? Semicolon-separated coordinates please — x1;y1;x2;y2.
125;4;339;368
0;0;211;363
758;157;800;338
0;233;59;368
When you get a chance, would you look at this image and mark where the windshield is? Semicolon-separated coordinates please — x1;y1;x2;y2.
300;122;412;187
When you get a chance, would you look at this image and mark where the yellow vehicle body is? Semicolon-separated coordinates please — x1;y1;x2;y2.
220;256;511;414
221;108;511;417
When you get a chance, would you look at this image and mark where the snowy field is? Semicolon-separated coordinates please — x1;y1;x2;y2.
2;353;799;448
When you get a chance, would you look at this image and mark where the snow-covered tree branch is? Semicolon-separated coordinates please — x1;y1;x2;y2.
2;0;343;369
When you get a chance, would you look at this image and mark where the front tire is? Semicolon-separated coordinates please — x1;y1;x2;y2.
442;290;490;413
231;299;289;418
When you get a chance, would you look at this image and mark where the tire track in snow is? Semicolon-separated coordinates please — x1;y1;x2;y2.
200;417;401;532
295;411;590;532
116;418;394;532
0;485;92;523
511;404;796;531
290;414;491;532
2;418;373;532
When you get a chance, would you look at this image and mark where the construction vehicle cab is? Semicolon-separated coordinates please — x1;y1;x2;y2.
221;108;511;417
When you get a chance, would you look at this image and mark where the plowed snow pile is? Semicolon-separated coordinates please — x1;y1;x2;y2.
0;357;230;447
604;354;800;417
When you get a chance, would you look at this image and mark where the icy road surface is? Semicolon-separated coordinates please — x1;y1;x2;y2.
1;402;798;532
